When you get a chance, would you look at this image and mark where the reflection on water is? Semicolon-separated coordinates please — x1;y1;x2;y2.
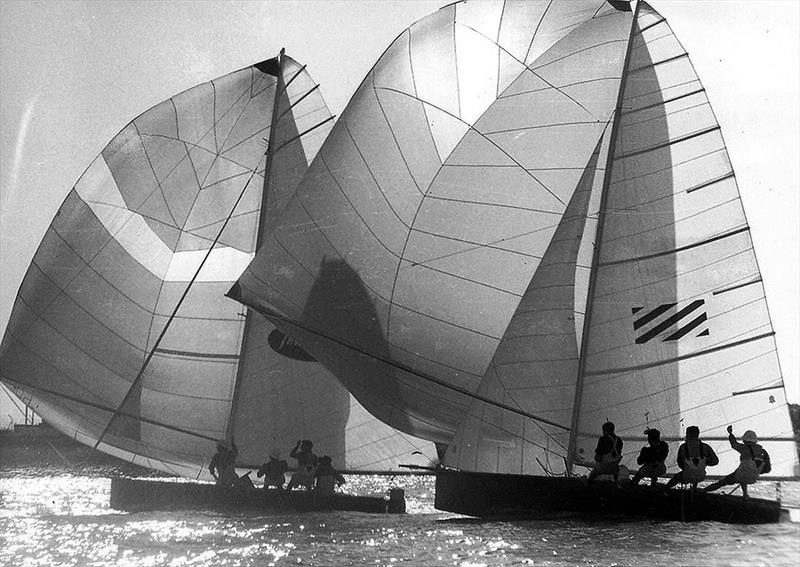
1;470;798;566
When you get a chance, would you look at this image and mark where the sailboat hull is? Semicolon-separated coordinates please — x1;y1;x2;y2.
435;468;783;524
110;478;404;514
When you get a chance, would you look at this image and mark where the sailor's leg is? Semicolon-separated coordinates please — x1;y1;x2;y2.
703;472;736;492
665;472;682;489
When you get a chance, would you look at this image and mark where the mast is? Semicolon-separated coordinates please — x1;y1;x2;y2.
566;0;641;474
223;48;287;443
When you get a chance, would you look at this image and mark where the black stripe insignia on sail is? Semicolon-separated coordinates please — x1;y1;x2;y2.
631;299;709;344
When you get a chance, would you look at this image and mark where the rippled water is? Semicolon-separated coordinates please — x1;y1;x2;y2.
1;470;798;566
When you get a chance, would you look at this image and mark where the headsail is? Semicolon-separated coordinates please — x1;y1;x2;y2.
0;53;432;477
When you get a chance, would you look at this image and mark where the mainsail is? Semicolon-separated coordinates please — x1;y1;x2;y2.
232;0;798;479
0;52;432;478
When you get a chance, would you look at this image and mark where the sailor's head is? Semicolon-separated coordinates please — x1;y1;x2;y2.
646;428;661;443
602;421;615;435
742;430;759;444
320;455;332;464
269;448;281;459
685;426;700;440
301;439;313;450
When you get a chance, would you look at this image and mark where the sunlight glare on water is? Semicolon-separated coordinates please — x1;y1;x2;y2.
1;471;799;566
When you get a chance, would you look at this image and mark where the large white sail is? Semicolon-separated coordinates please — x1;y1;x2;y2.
572;1;798;478
0;54;432;477
233;0;637;444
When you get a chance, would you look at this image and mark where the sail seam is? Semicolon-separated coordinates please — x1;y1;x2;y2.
375;86;567;206
251;305;570;431
282;63;307;90
3;324;119;406
531;38;628;71
523;0;552;64
2;306;228;430
132;122;180;228
271;115;335;154
371;75;426;196
731;384;784;397
620;87;704;115
598;226;749;267
686;171;735;193
566;342;774;400
408;223;552;260
422;193;566;214
277;83;320;120
132;133;266;177
627;51;688;73
316;148;411;235
712;277;762;296
624;77;700;104
609;145;725;186
621;99;710;128
584;332;775;377
214;79;264;163
403;258;525;297
614;124;720;159
2;377;223;442
482;120;604;135
636;18;666;34
153;347;240;360
498;76;622;100
600;195;741;245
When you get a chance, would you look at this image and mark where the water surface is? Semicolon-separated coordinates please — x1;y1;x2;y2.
1;469;798;566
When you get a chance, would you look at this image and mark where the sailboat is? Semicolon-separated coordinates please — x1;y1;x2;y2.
230;0;799;523
0;49;434;503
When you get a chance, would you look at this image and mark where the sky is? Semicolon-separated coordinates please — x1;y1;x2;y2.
0;0;798;427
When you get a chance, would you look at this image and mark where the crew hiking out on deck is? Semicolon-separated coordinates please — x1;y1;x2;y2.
665;426;719;489
257;448;289;490
287;439;318;490
587;421;623;484
702;426;771;499
209;439;239;487
315;455;346;494
630;428;669;486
